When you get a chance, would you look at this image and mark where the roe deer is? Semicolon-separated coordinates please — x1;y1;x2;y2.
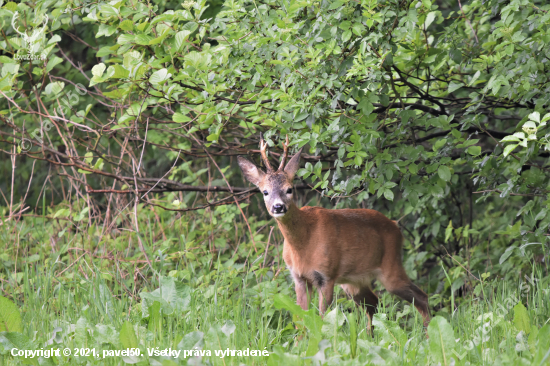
237;135;431;329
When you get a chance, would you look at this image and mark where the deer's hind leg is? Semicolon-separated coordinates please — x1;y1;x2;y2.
389;281;430;327
378;268;430;327
341;284;379;333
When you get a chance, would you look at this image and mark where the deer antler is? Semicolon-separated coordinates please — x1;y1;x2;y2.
259;132;273;172
277;135;289;172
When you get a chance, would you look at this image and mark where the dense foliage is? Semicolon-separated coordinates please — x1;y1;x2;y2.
0;0;550;364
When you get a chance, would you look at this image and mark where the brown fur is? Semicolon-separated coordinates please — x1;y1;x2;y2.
237;147;431;329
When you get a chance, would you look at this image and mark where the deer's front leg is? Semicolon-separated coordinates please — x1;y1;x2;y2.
319;280;335;315
293;273;313;310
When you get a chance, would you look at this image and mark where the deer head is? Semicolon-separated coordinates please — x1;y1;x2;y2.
238;134;302;218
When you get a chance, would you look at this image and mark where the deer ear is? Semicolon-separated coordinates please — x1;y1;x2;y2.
284;148;302;181
237;156;265;186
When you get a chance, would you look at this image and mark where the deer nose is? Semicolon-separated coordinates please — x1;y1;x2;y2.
273;203;286;214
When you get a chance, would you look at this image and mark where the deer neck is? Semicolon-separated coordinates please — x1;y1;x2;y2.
275;202;309;249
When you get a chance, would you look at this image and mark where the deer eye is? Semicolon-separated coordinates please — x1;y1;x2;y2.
286;188;293;194
263;190;269;196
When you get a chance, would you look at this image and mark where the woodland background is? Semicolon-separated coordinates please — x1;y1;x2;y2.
0;0;549;364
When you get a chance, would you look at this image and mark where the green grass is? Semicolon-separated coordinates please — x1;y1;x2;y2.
1;205;549;365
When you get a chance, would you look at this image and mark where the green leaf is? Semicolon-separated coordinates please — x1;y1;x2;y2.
503;144;518;157
128;102;146;117
120;321;139;349
221;320;236;337
109;65;129;79
101;5;119;17
118;34;135;44
147;301;161;331
500;135;520;142
25;254;40;263
97;24;117;38
449;49;462;64
53;208;70;218
173;113;191;123
97;46;114;57
183;22;199;33
3;2;17;11
321;307;345;337
528;326;538;353
0;296;22;332
84;151;94;165
528;111;540;123
302;309;323;337
177;331;204;351
468;70;481;86
205;324;230;351
424;11;437;28
451;277;464;293
314;161;322;177
337;146;345;159
46;56;63;73
149;28;171;45
433;138;447;151
75;317;90;346
342;30;352;42
92;63;106;78
513;132;525;139
93;158;104;170
428;316;455;366
437;166;451;181
513;303;531;334
383;188;394;201
329;0;344;10
499;246;517;264
119;20;134;31
288;1;307;14
273;293;303;316
150;68;172;85
372;314;407;349
444;221;453;243
135;34;153;45
175;30;192;51
364;346;399;364
297;168;310;178
467;146;481;156
0;332;38;365
358;98;374;115
151;13;175;25
140;276;191;317
533;324;550;365
0;56;14;64
383;53;393;66
45;82;64;95
448;81;463;93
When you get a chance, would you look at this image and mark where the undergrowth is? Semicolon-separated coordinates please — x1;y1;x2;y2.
0;202;549;365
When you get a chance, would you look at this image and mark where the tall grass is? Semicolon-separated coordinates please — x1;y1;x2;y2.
1;206;549;365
